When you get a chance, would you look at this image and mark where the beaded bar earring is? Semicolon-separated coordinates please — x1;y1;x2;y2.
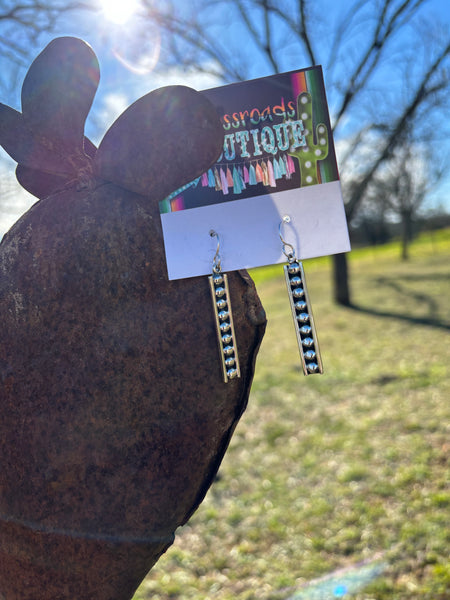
208;230;241;383
279;216;323;375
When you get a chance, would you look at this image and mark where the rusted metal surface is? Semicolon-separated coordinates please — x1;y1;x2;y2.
0;38;266;599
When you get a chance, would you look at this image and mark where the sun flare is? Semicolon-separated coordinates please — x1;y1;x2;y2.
100;0;138;25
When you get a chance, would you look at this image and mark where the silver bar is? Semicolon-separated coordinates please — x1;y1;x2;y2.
283;261;323;375
209;272;241;383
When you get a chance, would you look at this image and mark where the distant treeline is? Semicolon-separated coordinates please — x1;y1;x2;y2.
349;210;450;247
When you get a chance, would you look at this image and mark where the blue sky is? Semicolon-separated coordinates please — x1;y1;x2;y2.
1;0;449;234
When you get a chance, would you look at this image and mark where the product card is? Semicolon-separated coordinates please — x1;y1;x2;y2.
160;66;350;280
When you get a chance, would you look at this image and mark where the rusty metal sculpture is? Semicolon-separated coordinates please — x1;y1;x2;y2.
0;38;266;599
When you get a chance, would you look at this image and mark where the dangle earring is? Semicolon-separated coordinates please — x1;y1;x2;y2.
279;216;323;375
208;230;241;383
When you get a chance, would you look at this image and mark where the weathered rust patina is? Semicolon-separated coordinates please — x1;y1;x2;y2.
0;37;266;599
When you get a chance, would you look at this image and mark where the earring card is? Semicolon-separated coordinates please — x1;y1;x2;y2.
160;66;350;280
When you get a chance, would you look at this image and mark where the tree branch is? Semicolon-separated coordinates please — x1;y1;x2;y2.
298;0;316;65
345;39;450;221
333;0;425;130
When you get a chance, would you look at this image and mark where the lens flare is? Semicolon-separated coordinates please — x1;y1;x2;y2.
112;21;161;75
287;558;387;599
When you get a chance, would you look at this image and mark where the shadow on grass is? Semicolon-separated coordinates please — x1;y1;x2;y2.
347;271;450;331
348;303;450;332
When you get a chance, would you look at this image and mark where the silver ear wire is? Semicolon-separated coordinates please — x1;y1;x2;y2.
208;230;240;383
210;229;221;272
280;216;323;375
279;215;295;259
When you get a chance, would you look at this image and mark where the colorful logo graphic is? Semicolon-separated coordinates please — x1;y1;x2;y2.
160;66;339;214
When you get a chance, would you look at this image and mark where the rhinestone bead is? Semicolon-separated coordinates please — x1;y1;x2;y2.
227;368;238;380
220;321;231;333
297;312;309;323
304;350;316;360
302;337;314;347
218;310;229;321
287;262;301;275
215;286;226;298
299;325;312;335
221;333;233;345
307;362;319;373
292;287;305;298
295;301;307;312
223;345;234;356
290;276;302;287
216;298;227;310
213;274;224;286
224;356;235;368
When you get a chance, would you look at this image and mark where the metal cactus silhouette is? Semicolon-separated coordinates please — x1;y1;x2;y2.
0;37;265;600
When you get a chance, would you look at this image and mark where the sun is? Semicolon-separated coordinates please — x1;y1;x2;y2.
99;0;138;25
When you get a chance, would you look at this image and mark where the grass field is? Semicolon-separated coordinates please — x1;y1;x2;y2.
134;230;449;600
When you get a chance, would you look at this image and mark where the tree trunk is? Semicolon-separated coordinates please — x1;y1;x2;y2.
332;253;351;306
401;209;412;261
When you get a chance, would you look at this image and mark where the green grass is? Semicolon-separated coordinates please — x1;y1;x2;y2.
134;230;450;600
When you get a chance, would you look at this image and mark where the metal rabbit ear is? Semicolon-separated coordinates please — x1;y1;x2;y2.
208;231;241;383
279;216;323;375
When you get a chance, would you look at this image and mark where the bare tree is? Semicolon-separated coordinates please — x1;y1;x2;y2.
0;0;89;93
1;0;449;304
371;139;442;260
139;0;450;305
0;0;93;226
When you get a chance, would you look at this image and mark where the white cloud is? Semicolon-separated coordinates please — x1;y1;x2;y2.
99;91;130;124
88;61;224;143
0;153;36;238
149;64;223;92
87;91;130;145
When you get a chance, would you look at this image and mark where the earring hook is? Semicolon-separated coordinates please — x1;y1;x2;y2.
210;229;221;272
279;215;296;260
